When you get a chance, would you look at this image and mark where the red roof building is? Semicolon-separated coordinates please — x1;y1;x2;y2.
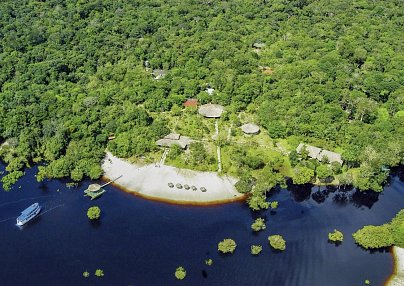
183;98;198;108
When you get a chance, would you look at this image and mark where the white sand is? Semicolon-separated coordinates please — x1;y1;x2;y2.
101;152;244;204
388;247;404;286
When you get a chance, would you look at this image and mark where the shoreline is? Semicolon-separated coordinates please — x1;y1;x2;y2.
101;152;245;205
385;246;404;286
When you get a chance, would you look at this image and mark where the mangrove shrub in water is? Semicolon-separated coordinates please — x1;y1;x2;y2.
328;229;344;243
251;218;266;232
95;269;104;277
87;206;101;220
251;245;262;255
268;235;286;251
353;209;404;249
175;266;186;280
218;239;237;254
205;259;213;266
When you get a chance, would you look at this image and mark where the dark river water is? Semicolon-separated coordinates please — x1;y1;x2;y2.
0;163;403;286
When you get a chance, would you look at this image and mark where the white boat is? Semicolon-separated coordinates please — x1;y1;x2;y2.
16;203;41;226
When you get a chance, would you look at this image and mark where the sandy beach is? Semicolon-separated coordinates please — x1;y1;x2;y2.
101;152;244;204
387;246;404;286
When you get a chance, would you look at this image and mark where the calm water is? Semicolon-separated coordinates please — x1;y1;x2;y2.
0;163;403;286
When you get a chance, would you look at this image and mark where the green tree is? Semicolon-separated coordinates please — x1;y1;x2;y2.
292;167;314;185
251;245;262;255
316;165;333;182
268;235;286;251
328;229;344;243
95;269;104;277
87;206;101;220
174;266;186;280
251;218;266;232
353;225;393;249
218;238;237;254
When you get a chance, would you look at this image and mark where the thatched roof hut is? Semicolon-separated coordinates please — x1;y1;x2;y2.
151;69;166;80
198;104;224;118
164;133;180;140
241;123;260;135
318;150;343;165
296;143;343;165
252;43;266;49
296;143;322;159
156;134;191;149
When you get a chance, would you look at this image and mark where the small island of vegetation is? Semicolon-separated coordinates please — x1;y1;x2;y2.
218;238;237;254
251;245;263;255
268;235;286;251
87;206;101;220
328;229;344;243
251;218;266;232
353;210;404;249
174;266;186;280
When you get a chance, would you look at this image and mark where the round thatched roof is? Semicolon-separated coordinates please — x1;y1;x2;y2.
198;104;224;118
241;123;260;134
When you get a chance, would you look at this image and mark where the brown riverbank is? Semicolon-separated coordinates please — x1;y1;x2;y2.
385;246;404;286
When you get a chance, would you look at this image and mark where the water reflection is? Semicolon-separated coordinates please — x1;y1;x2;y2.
350;190;379;209
286;180;312;202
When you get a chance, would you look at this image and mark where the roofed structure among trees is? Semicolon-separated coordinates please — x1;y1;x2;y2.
151;69;166;80
198;104;224;118
296;143;343;164
184;98;198;107
318;150;343;165
206;88;215;95
241;123;260;135
252;43;266;49
156;133;191;149
296;143;321;159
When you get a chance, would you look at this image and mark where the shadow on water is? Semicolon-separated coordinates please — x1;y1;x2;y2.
286;181;312;202
350;190;379;209
89;219;102;228
17;215;43;229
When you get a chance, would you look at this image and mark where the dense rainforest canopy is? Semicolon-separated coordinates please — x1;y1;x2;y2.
0;0;403;191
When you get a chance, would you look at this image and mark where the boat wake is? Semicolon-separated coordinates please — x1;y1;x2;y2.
0;194;59;208
38;204;64;217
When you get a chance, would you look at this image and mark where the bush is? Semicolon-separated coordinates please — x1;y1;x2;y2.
205;259;213;266
235;176;255;193
174;266;186;280
82;271;90;278
218;238;237;253
353;210;404;249
268;235;286;251
95;269;104;277
251;218;266;232
328;229;344;243
87;206;101;220
270;201;279;209
251;245;262;255
353;224;393;249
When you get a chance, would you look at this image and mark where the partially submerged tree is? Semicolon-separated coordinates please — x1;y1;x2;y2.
268;235;286;251
251;245;262;255
328;229;344;243
218;238;237;254
87;206;101;220
251;218;266;232
174;266;187;280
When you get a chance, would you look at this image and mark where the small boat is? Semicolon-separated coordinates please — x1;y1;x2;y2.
16;203;41;226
